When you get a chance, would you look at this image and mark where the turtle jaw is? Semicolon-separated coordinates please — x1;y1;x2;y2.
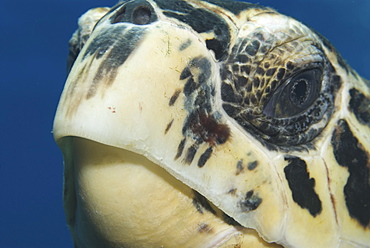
65;136;215;247
61;136;280;248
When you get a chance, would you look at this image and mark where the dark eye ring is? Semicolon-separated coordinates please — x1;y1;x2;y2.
264;68;322;118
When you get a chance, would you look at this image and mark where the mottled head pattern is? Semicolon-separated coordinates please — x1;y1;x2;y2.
54;0;370;247
221;24;341;148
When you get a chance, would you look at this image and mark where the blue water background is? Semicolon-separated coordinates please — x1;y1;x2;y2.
0;0;369;247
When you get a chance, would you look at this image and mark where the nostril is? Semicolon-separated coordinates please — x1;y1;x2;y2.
111;6;126;24
132;6;152;25
110;1;157;25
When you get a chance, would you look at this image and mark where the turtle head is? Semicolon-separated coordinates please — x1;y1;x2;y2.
58;0;345;150
54;1;370;247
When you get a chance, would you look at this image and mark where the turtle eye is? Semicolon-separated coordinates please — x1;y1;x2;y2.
264;69;322;118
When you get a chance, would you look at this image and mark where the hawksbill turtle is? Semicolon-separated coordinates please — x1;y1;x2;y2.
53;0;370;247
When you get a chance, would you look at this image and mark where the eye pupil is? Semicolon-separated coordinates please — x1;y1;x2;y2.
291;79;309;106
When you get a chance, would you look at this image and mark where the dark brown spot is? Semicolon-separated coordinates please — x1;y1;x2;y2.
248;161;258;170
256;67;265;75
198;146;213;168
260;78;266;89
253;77;260;88
236;160;244;175
222;103;240;117
184;77;197;96
185;145;197;164
83;26;148;99
190;111;230;146
236;54;249;63
236;76;247;88
88;63;118;99
245;41;259;56
165;119;174;134
232;64;239;72
198;223;213;233
265;86;271;94
221;82;236;103
284;156;322;217
179;39;192;51
241;65;251;75
246;81;253;92
250;94;258;105
266;68;277;77
270;80;278;90
277;68;285;80
286;61;294;70
349;88;370;127
180;66;192;80
239;190;262;212
256;90;262;100
169;89;181;106
175;138;186;160
227;188;237;195
331;119;370;227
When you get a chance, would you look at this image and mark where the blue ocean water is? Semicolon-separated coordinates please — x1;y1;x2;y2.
0;0;368;247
